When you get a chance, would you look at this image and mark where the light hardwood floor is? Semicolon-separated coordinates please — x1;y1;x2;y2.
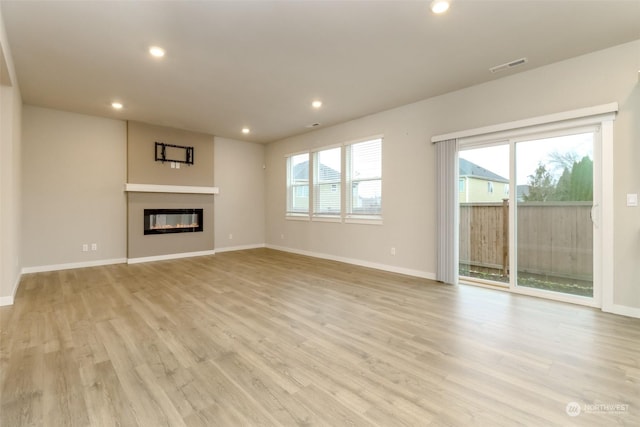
1;248;638;426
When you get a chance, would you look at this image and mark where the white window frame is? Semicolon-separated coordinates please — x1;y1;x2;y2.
312;145;342;222
344;136;383;224
285;136;383;225
285;151;311;220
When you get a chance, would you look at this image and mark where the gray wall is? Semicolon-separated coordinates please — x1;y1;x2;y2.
21;106;127;268
213;137;265;250
127;193;214;258
265;40;640;310
0;8;22;303
18;114;267;270
127;121;214;186
126;121;215;259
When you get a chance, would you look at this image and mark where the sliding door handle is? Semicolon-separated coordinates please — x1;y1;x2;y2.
590;203;599;227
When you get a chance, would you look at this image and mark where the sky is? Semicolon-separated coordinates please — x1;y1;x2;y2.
459;132;594;185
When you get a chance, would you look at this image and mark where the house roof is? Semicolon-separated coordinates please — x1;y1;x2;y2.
2;1;638;143
459;158;508;183
293;161;339;181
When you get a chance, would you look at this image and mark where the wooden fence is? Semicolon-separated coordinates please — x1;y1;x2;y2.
459;201;593;280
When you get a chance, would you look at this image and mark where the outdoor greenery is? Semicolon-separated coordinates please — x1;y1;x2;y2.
523;156;593;202
461;150;595;298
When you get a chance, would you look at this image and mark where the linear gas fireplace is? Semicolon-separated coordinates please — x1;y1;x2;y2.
144;208;203;235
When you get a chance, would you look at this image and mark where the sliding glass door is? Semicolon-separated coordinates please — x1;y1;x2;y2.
514;132;595;298
459;129;600;304
459;144;510;286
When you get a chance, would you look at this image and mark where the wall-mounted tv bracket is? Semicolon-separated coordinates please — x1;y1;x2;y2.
155;142;194;165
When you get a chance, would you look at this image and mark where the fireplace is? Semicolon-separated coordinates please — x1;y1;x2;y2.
144;208;203;235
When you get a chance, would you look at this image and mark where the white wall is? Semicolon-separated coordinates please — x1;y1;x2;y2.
0;7;22;305
22;106;127;269
265;40;640;312
214;137;266;251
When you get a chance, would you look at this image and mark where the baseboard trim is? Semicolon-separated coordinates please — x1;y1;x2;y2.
0;273;21;306
215;243;266;253
603;303;640;319
21;258;127;274
127;250;216;264
266;244;436;280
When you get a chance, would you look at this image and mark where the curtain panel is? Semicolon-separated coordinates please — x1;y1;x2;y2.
435;139;458;284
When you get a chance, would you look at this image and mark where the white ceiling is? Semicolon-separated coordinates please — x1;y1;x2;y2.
2;0;639;143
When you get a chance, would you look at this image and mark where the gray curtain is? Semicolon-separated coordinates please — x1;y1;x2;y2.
435;138;458;284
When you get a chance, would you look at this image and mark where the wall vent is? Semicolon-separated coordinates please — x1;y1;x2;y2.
490;57;528;74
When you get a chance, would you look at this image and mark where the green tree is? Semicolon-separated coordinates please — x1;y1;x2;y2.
568;156;593;201
523;163;555;202
553;167;572;201
522;155;593;202
546;156;593;202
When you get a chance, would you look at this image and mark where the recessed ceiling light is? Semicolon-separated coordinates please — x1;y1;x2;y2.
242;127;250;134
311;100;322;109
149;46;165;58
111;102;123;110
431;0;450;14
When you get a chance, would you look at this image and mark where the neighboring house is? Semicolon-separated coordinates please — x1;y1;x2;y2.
292;161;341;214
459;158;509;203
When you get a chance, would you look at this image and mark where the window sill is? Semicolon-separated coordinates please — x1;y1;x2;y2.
285;214;310;221
344;216;383;225
312;215;342;223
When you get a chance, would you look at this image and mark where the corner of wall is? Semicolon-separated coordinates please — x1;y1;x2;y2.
213;137;267;250
0;7;23;305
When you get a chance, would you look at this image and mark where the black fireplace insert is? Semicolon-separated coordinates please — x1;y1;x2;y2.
144;208;203;235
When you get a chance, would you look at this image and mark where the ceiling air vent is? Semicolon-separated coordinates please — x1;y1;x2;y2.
490;57;528;74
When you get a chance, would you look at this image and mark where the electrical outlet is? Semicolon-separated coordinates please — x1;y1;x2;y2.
82;244;88;252
91;243;97;251
281;234;285;240
228;233;233;240
391;247;396;256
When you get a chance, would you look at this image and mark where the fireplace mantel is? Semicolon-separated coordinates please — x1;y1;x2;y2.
125;183;219;194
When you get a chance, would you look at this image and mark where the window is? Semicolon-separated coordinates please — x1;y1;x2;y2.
286;153;310;215
504;184;509;195
346;138;382;219
286;136;382;222
295;186;309;198
459;178;465;192
487;181;494;193
313;147;341;216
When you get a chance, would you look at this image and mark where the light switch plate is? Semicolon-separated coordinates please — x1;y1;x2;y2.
627;193;638;207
